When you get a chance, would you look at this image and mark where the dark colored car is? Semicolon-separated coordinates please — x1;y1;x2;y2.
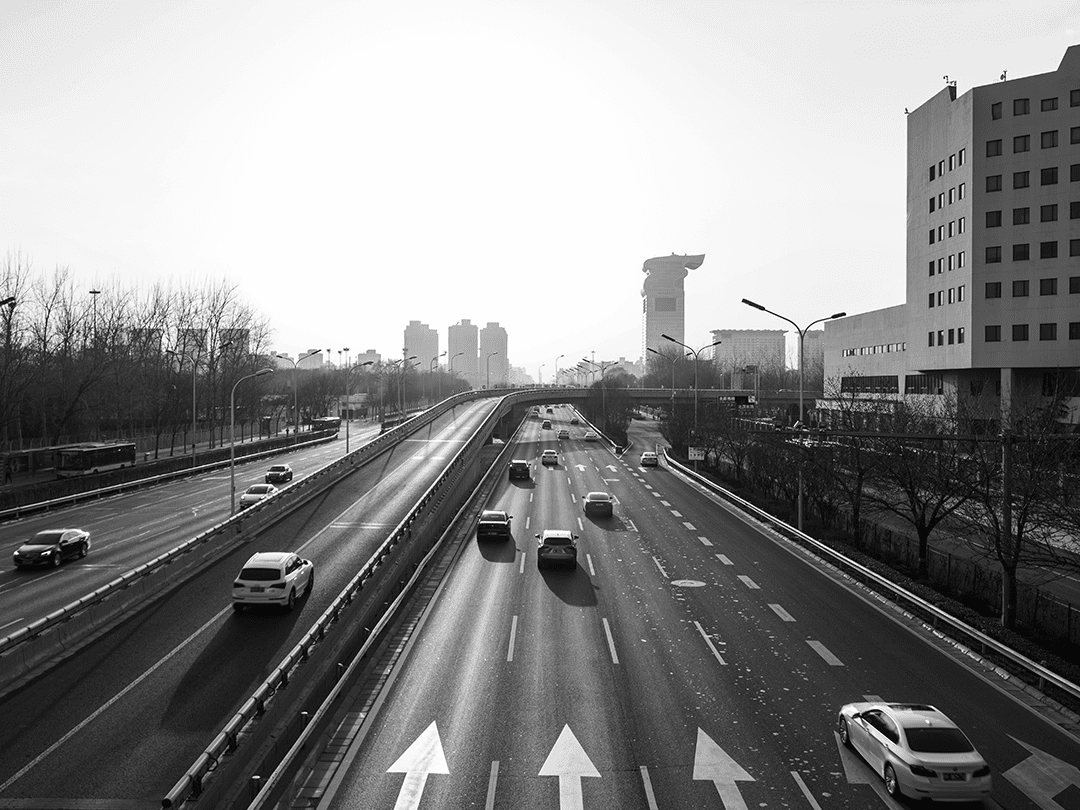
536;530;578;569
477;509;512;540
13;528;91;568
570;417;580;425
265;464;293;483
508;459;531;480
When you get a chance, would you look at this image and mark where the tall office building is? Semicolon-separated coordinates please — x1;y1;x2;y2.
710;329;787;374
825;46;1080;423
448;319;479;387
641;253;705;362
404;321;439;371
479;322;509;387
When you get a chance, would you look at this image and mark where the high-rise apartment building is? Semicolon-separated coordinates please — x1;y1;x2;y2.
479;322;509;387
404;321;439;371
448;319;479;387
710;329;787;374
825;45;1080;423
641;253;705;362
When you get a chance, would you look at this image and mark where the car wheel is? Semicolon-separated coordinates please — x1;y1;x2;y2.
305;572;314;596
79;542;88;558
884;764;901;798
51;550;62;568
838;717;851;748
285;588;296;612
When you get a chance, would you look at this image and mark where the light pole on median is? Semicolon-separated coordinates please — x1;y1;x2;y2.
661;334;722;437
486;351;499;390
741;298;846;531
448;351;464;395
538;364;545;386
277;349;322;444
581;357;618;431
431;351;447;404
346;360;374;451
166;348;200;468
554;354;564;387
230;367;274;514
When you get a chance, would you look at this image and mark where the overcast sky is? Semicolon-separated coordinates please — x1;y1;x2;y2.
2;0;1077;376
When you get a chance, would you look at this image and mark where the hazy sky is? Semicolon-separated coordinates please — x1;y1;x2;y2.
2;0;1077;376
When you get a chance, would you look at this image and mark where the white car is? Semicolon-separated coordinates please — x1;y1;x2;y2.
239;483;278;508
232;551;314;612
583;431;598;441
837;702;991;802
640;451;659;467
557;428;570;439
541;450;558;466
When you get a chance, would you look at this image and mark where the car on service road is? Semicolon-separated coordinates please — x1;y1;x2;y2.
239;483;278;508
232;551;314;612
508;459;531;480
583;431;598;441
541;420;552;429
477;509;512;540
640;451;659;467
570;417;580;425
837;702;991;802
541;450;558;466
557;428;570;439
536;530;578;569
13;529;91;568
582;491;614;517
265;464;293;483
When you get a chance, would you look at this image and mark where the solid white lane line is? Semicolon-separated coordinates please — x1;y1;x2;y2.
694;621;726;665
485;761;499;810
0;617;26;632
640;766;660;810
577;517;584;531
586;554;596;576
769;604;796;622
807;640;844;666
698;536;713;546
660;500;671;506
571;494;577;503
567;476;572;486
507;616;518;662
670;510;683;517
682;521;697;531
791;771;824;810
738;575;760;590
519;553;525;575
716;554;733;565
602;618;619;664
529;493;533;502
652;556;668;578
525;516;530;530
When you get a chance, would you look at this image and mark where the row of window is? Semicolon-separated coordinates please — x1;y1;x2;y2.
991;91;1080;120
928;218;966;244
985;323;1080;341
928;286;966;308
987;164;1080;191
840;342;908;358
928;183;965;212
928;252;966;276
928;328;966;347
987;129;1080;156
986;276;1080;298
985;240;1080;262
928;149;967;182
986;204;1080;225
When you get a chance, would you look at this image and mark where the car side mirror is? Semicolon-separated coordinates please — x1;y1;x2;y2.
534;533;541;539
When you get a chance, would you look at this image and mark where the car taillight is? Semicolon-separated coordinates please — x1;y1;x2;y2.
233;582;242;588
972;766;990;778
909;764;937;778
269;582;286;590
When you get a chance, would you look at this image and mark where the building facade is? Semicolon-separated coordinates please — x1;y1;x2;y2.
640;253;705;362
448;319;479;388
404;321;439;371
825;46;1080;426
478;322;509;387
710;329;787;375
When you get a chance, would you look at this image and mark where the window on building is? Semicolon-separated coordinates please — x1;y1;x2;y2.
948;254;955;271
938;160;945;176
1042;167;1059;185
1042;97;1059;111
1013;243;1030;261
986;325;1002;342
958;182;965;199
986;210;1002;227
1013;324;1029;341
958;251;966;267
948;187;955;204
987;174;1002;192
1040;323;1057;341
1073;126;1080;145
1015;98;1030;115
1014;171;1030;188
928;260;936;277
1042;131;1058;149
959;148;966;165
948;288;955;304
992;102;1002;119
928;331;935;347
1041;241;1058;259
929;197;936;213
938;192;944;208
958;327;965;343
1072;201;1080;219
1014;134;1030;153
1071;239;1080;257
948;328;955;345
1042;204;1058;222
987;139;1002;157
1073;89;1080;106
1013;207;1030;225
938;225;944;241
1071;322;1080;340
929;164;936;182
1013;279;1029;296
938;329;944;345
948;221;954;237
928;293;935;308
1072;277;1080;294
938;258;944;274
1072;164;1080;182
948;154;955;171
937;290;944;306
986;246;1002;263
986;281;1002;298
1041;277;1058;295
929;229;936;245
959;217;965;233
959;285;965;301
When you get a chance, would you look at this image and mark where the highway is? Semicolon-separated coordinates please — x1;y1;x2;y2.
290;406;1080;810
0;399;499;807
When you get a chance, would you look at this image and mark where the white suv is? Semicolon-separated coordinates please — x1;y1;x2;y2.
232;551;314;612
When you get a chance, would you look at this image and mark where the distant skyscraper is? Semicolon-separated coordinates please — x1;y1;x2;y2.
404;320;439;370
448;319;479;386
641;253;705;361
479;322;508;387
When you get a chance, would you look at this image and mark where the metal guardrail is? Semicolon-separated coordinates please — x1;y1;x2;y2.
660;450;1080;706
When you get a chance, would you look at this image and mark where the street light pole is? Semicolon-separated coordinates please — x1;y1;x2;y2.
346;360;373;451
166;348;200;467
554;354;564;387
581;357;618;431
277;349;322;444
486;351;499;390
448;351;464;396
661;334;722;437
431;351;447;404
230;367;274;514
741;298;846;531
538;364;545;386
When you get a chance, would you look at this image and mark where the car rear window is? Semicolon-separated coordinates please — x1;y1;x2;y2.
543;535;573;546
238;567;282;582
903;727;974;753
481;511;506;520
587;492;609;501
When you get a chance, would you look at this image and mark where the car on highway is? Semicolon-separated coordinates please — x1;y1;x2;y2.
582;491;614;517
239;483;278;508
541;450;558;466
557;428;570;439
232;551;314;612
837;702;992;801
265;463;293;483
570;417;580;425
546;407;554;413
476;509;512;540
508;459;531;480
583;431;598;441
640;451;659;467
535;530;578;569
13;528;91;568
542;420;552;429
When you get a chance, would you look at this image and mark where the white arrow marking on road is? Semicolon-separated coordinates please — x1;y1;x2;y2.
693;728;754;810
606;464;618;471
387;721;449;810
1004;735;1080;809
575;464;587;472
539;725;600;810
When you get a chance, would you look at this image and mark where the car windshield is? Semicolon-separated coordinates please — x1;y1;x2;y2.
269;466;287;472
247;485;271;494
903;726;975;753
29;531;65;544
238;567;282;582
481;511;507;520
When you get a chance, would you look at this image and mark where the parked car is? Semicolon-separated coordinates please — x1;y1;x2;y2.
582;491;614;516
557;428;570;439
508;459;531;480
541;450;558;466
583;431;598;441
477;509;512;540
837;702;992;802
239;483;278;508
13;528;91;568
265;464;293;483
232;551;314;612
640;451;659;467
536;530;578;569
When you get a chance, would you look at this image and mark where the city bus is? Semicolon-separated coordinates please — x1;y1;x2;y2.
310;416;341;434
55;442;138;477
